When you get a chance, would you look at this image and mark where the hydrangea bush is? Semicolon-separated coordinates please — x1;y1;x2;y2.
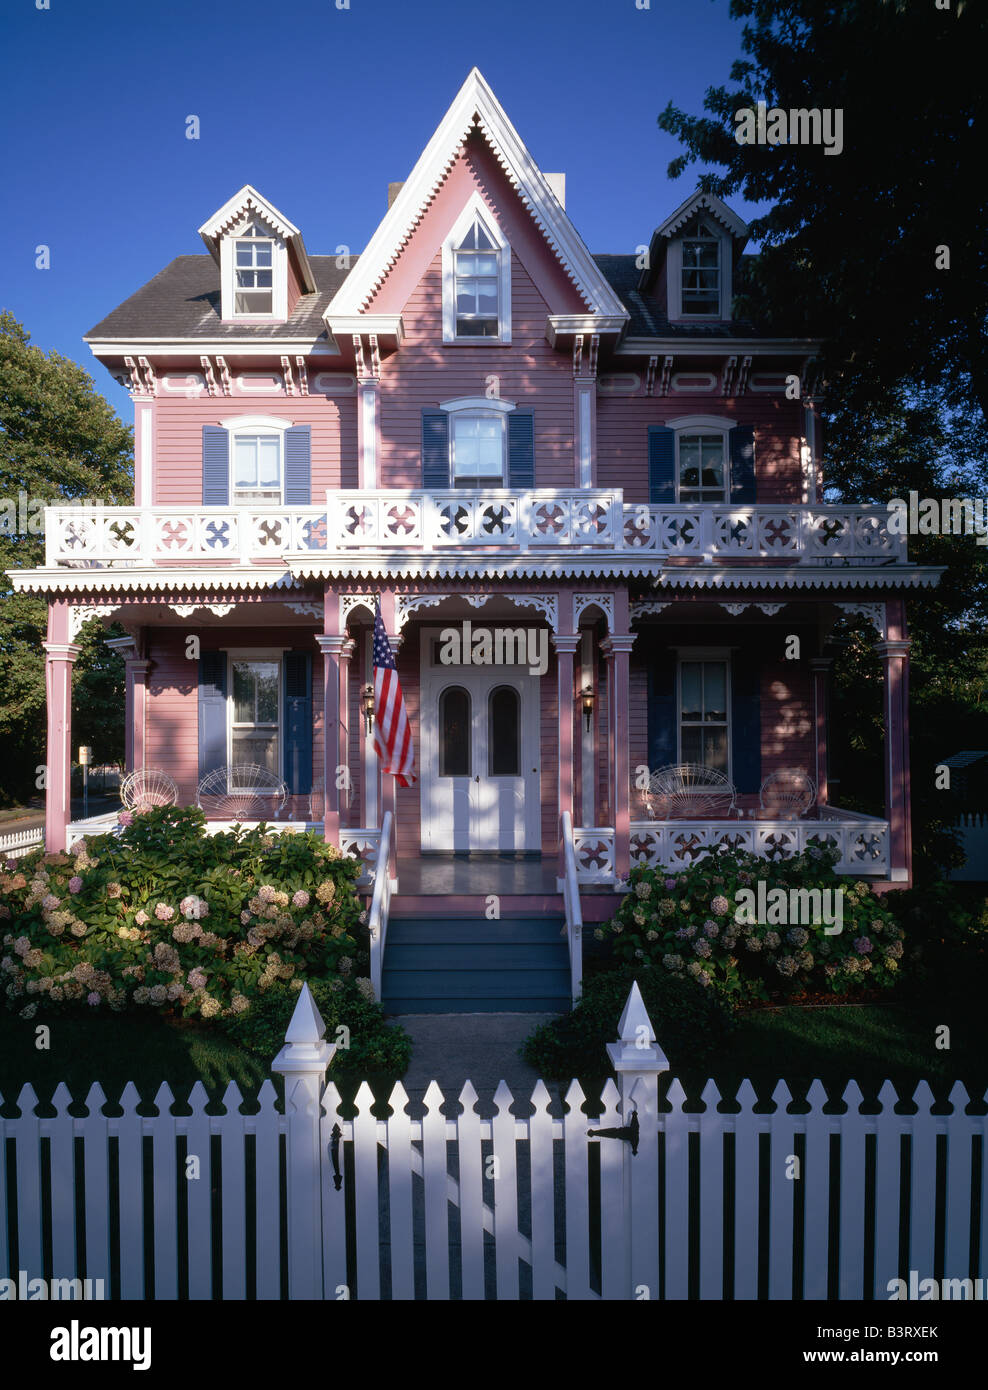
595;845;904;1005
0;806;370;1021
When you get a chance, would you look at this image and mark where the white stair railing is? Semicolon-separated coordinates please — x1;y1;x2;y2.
367;810;394;1002
560;810;584;1003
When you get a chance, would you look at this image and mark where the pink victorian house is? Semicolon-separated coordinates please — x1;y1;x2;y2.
14;70;937;1010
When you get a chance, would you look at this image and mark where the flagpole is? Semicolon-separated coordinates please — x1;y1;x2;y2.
379;589;399;887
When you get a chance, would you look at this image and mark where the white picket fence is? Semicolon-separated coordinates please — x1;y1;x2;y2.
1;984;985;1300
0;825;44;860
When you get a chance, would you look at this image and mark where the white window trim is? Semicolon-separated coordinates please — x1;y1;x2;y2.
449;409;508;486
441;192;512;345
226;649;286;786
675;651;733;784
666;218;732;321
439;396;516;416
674;425;730;505
219;216;288;322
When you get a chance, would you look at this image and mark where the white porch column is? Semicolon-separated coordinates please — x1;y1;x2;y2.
43;599;80;853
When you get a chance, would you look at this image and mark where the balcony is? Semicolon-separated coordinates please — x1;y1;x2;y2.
44;490;907;567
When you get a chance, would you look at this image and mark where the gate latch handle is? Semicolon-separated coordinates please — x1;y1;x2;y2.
587;1110;639;1156
330;1122;343;1191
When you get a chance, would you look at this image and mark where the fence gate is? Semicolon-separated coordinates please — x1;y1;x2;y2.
2;983;985;1300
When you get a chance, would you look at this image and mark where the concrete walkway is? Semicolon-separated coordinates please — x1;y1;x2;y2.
387;1012;569;1116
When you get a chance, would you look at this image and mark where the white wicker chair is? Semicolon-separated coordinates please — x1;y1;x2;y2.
196;765;289;821
759;767;816;820
120;768;179;813
644;763;737;819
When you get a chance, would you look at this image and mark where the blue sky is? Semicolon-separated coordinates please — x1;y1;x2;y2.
1;0;756;422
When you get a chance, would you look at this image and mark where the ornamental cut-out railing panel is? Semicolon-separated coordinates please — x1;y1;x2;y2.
575;811;890;883
45;496;907;565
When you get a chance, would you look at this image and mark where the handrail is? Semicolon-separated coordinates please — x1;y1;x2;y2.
560;810;583;1004
367;810;393;1002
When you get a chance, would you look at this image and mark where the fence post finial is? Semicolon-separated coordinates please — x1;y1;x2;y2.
607;981;664;1302
272;983;336;1299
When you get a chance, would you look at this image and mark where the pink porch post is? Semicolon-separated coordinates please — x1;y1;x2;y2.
810;656;832;805
602;614;635;883
878;600;912;884
318;588;345;847
43;600;80;853
552;612;579;871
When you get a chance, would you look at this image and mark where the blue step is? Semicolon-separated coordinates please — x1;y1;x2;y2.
382;914;571;1013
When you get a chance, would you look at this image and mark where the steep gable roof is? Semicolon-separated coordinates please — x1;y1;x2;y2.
327;68;627;322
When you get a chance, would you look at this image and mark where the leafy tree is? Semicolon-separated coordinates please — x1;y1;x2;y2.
0;312;133;805
656;0;988;879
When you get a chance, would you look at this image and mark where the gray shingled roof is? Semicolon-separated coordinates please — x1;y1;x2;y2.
86;249;763;343
85;255;357;341
593;254;761;339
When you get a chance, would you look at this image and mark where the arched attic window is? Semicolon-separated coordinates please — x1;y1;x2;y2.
442;195;512;344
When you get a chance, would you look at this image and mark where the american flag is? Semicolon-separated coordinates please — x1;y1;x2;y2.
373;602;416;787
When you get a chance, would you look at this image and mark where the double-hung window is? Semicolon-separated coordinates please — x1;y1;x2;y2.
234;223;274;314
680;220;720;316
231;658;280;775
679;659;729;774
233;432;282;504
677;431;727;504
451;411;506;487
442;196;511;343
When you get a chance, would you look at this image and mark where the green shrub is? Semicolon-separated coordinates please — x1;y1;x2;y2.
520;963;736;1081
0;805;369;1022
216;978;412;1083
594;846;904;1005
884;880;988;1005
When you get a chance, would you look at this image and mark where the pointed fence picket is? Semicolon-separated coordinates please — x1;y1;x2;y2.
1;983;985;1301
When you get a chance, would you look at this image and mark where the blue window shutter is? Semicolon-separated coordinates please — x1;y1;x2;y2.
507;411;535;488
198;652;227;780
648;426;675;503
647;650;677;772
284;425;311;505
729;426;756;503
202;427;230;505
283;651;313;796
730;647;761;794
422;411;450;488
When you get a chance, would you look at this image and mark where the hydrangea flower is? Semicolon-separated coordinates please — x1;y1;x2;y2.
87;992;100;1006
786;927;809;947
853;936;873;955
187;968;207;991
693;939;712;959
180;894;209;920
154;903;175;922
710;895;730;916
634;881;652;900
117;810;133;826
68;876;83;894
292;889;310;909
107;882;123;899
134;910;149;926
664;878;677;890
662;953;683;972
703;920;719;938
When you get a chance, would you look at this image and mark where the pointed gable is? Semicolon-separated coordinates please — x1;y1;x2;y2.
198;185;316;322
326;68;627;325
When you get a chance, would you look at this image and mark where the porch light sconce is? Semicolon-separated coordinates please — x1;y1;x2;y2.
362;684;376;734
580;685;595;732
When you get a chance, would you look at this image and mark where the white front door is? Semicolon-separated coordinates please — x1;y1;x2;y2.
421;635;541;851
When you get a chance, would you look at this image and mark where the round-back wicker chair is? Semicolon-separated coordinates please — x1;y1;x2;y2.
645;763;737;820
759;767;816;820
120;768;180;814
196;764;289;821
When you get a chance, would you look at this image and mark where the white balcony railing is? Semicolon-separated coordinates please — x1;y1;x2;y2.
43;492;906;567
573;807;891;884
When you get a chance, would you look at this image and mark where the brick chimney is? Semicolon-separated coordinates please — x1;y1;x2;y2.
388;181;405;208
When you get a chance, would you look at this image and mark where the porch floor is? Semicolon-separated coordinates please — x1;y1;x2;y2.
394;853;559;896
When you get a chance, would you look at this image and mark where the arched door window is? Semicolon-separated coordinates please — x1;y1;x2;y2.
439;686;471;777
488;685;520;776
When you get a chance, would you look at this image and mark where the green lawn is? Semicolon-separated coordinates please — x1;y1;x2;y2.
1;994;984;1115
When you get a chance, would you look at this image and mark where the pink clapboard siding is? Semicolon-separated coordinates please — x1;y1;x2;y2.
596;394;806;505
370;136;586;491
151;394;357;505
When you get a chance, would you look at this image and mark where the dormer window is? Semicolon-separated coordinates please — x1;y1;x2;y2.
680;220;720;317
234;224;274;314
442;195;511;344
